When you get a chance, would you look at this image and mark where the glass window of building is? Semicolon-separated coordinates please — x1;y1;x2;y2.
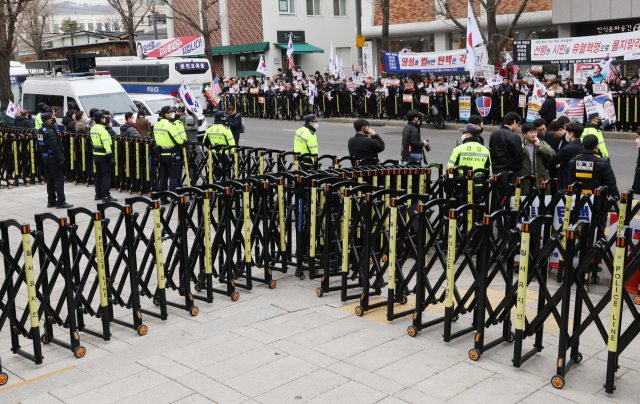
334;0;346;16
97;23;102;31
449;32;466;50
88;23;94;31
105;23;111;31
78;23;85;30
236;53;265;78
279;0;295;14
307;0;321;15
389;35;435;53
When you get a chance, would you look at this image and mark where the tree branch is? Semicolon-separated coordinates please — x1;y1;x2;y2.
498;0;530;51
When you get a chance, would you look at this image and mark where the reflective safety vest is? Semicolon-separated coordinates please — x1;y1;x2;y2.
174;119;187;141
205;124;235;148
154;118;183;156
581;127;608;158
447;139;491;171
294;126;318;155
34;113;43;130
89;123;112;156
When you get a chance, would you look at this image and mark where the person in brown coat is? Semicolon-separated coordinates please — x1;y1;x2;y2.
74;110;88;133
135;110;151;137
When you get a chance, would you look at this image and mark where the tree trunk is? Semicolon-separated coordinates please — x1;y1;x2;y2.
381;0;390;53
0;53;13;104
128;19;135;55
201;6;215;71
485;1;499;65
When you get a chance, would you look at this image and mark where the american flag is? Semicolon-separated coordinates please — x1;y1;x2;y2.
512;65;520;77
561;98;585;119
205;75;222;106
210;75;222;95
606;60;616;82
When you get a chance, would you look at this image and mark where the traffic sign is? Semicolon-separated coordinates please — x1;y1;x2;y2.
356;35;365;48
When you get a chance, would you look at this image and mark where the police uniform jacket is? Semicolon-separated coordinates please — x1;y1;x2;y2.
37;122;64;165
569;150;620;199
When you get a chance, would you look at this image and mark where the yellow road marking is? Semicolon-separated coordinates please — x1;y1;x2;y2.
0;366;74;392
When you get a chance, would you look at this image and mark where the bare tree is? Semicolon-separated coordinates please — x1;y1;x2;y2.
105;1;151;54
0;0;30;104
16;0;52;61
427;0;531;65
160;0;222;69
366;0;390;55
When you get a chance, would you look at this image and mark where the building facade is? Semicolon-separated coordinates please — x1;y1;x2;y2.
169;0;357;78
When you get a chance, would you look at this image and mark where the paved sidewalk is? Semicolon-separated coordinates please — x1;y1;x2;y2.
1;177;639;404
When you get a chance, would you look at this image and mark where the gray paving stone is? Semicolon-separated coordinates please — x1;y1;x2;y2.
391;388;447;404
287;316;364;348
373;348;458;386
269;339;339;368
413;362;494;401
199;345;287;382
116;380;194;404
224;355;319;398
259;311;338;339
136;354;193;379
447;374;538;404
375;397;410;404
163;335;261;369
65;369;170;404
594;369;640;403
314;328;396;360
18;393;64;404
232;325;282;344
327;361;405;395
186;305;287;339
306;380;386;404
519;389;579;404
253;369;348;404
345;339;422;372
176;371;249;404
173;393;217;404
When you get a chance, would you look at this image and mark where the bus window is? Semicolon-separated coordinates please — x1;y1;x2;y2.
110;65;127;81
23;94;64;113
128;65;146;82
147;65;169;83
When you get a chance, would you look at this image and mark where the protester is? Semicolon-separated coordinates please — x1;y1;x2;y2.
348;119;385;166
401;109;429;163
0;105;14;126
538;90;557;127
521;122;554;193
226;106;242;144
136;110;151;137
62;109;76;132
14;110;33;128
75;111;88;133
489;111;525;181
551;122;585;191
120;112;139;137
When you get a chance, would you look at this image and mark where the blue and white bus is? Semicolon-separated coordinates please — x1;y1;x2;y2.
95;56;213;105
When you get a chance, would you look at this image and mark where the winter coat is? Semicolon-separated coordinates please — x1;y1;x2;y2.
75;118;88;133
488;126;526;173
14;116;34;128
551;139;584;191
538;97;557;124
135;117;151;137
401;122;423;160
62;115;76;132
120;122;139;137
521;139;554;194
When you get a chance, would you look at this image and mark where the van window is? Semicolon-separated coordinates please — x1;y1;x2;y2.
67;96;79;112
78;92;137;115
23;93;64;114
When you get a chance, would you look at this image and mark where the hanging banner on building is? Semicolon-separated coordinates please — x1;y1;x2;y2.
459;96;471;120
383;47;488;74
137;36;205;59
555;98;585;123
513;30;640;64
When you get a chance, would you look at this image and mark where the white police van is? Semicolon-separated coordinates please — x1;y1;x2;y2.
21;71;138;134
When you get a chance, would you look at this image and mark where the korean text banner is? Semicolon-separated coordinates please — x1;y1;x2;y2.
513;30;640;64
137;36;205;59
384;47;488;74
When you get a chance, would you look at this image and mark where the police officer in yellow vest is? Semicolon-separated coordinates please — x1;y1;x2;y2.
294;114;319;170
34;102;48;129
204;112;236;148
173;106;188;142
581;113;609;158
154;106;184;204
448;124;491;173
90;111;117;202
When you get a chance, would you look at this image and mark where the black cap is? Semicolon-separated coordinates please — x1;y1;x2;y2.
177;106;186;112
214;111;226;121
103;110;111;116
304;114;317;124
588;113;604;121
93;111;105;121
41;112;53;121
160;106;175;115
37;102;47;109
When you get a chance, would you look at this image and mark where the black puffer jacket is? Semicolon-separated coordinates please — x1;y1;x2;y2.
569;150;620;199
120;122;139;137
551;139;584;191
401;122;423;160
37;123;64;165
488;126;526;172
538;97;557;123
62;115;75;132
14;116;33;128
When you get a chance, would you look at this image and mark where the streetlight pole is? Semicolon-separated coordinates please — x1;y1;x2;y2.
355;0;362;68
153;0;158;40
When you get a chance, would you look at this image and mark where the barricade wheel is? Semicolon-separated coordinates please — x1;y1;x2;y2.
74;181;77;185
117;188;121;192
41;334;49;344
138;192;142;196
451;314;459;322
592;275;600;284
634;296;640;305
0;372;7;385
232;292;240;302
194;284;202;292
74;346;86;358
316;288;323;297
153;297;160;306
8;185;12;189
190;306;199;316
26;183;30;187
506;332;515;343
574;352;583;364
407;326;417;337
400;295;408;305
128;190;132;194
468;348;481;361
355;306;363;316
137;325;148;336
41;181;45;185
269;280;277;289
551;375;565;389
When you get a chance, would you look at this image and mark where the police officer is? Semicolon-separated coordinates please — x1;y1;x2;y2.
90;112;117;202
569;134;619;199
154;106;184;204
37;112;72;209
582;113;609;158
204;111;235;147
294;114;319;170
34;102;48;129
174;106;188;142
448;123;491;172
